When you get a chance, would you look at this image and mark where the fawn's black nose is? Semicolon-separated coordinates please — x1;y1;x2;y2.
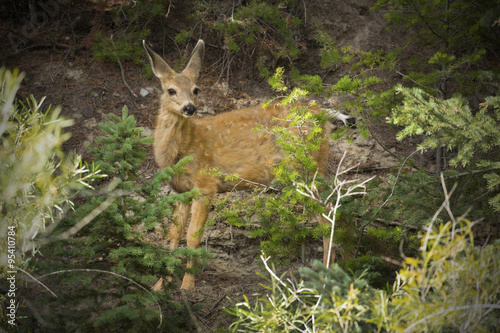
183;104;196;116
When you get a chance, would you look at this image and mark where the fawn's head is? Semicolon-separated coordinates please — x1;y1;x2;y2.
143;40;205;118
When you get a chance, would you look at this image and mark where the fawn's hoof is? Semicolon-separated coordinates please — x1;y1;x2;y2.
152;277;164;291
180;274;195;290
152;276;174;291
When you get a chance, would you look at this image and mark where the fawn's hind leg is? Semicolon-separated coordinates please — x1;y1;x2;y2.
152;202;191;291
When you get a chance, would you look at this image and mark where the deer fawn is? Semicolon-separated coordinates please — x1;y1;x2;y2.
143;40;354;290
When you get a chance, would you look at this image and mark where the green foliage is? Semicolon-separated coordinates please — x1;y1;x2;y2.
58;107;207;279
184;0;303;78
93;293;166;331
388;86;500;211
14;107;208;331
92;29;150;68
321;43;399;121
373;0;499;50
91;107;153;180
0;67;101;268
386;221;500;332
318;0;500;259
377;169;446;225
229;221;500;332
267;70;412;275
249;70;332;263
213;0;301;55
315;29;342;69
390;87;500;167
328;0;499;126
91;0;170;76
300;263;380;333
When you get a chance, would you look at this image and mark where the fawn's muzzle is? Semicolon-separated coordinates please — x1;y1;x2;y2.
183;104;196;117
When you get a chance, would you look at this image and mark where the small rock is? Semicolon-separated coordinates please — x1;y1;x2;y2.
66;68;83;80
219;82;229;95
235;100;250;108
83;118;98;129
142;127;153;138
146;86;159;94
200;106;216;115
81;105;93;118
140;88;150;97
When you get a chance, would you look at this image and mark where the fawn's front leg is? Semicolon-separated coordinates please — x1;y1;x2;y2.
169;202;191;250
152;202;191;291
180;198;211;290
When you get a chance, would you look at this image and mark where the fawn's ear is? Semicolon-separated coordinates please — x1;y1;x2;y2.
182;40;205;81
143;40;176;79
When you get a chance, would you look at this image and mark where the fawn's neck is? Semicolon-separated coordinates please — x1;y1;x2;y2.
154;111;194;168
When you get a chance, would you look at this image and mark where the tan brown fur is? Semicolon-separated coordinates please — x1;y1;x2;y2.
144;40;349;290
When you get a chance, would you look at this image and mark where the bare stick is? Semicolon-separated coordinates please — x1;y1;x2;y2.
440;172;457;236
16;266;57;298
294;151;374;267
165;0;172;19
404;304;500;333
110;34;137;98
422;177;457;251
175;275;205;333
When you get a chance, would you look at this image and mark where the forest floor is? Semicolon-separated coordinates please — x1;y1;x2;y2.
0;0;436;331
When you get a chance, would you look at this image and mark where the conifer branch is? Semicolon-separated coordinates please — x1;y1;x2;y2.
355;149;420;259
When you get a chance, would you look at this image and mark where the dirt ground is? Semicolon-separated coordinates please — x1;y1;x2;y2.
1;0;435;331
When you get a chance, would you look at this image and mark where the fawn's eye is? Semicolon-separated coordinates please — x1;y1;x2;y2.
193;87;200;95
167;88;176;96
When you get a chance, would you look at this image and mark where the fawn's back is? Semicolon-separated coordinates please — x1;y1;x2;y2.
165;103;331;195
